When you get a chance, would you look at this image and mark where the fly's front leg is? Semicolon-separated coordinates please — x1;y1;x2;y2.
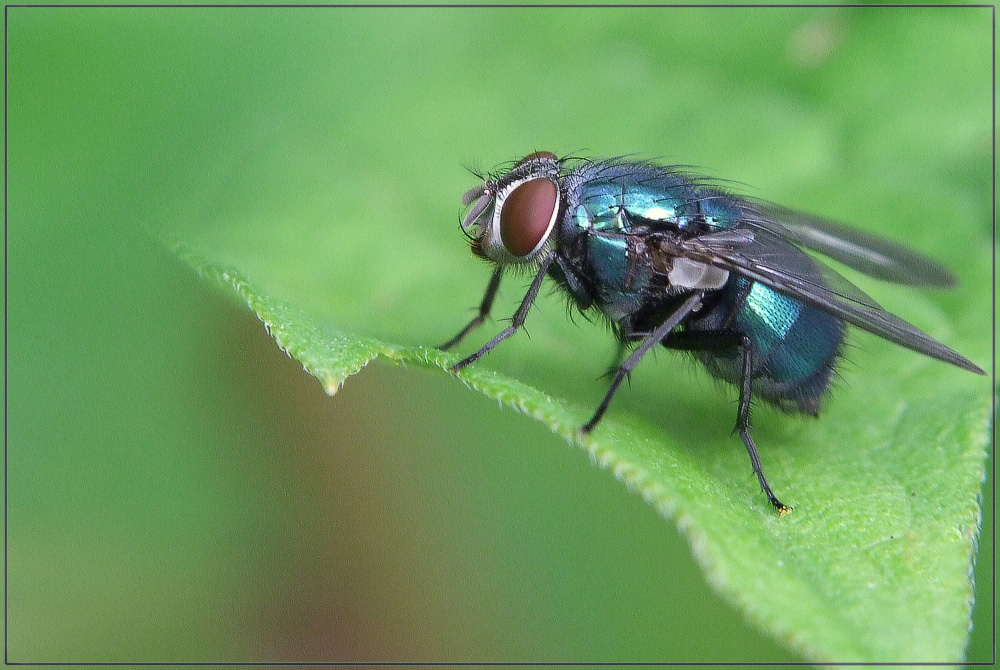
582;292;704;433
667;330;791;515
440;267;504;351
451;256;555;372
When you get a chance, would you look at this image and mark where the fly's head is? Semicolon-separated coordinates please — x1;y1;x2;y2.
461;151;562;267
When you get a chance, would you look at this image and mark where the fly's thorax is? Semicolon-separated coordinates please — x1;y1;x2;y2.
461;152;563;267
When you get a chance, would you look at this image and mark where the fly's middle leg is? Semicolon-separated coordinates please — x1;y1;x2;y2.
582;291;704;433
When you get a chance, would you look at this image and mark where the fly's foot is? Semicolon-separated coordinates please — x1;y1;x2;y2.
767;494;792;516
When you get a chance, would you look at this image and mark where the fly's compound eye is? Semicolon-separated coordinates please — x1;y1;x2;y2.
499;177;559;258
515;150;559;166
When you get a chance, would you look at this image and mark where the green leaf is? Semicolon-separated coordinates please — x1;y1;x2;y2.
181;245;989;664
168;6;992;661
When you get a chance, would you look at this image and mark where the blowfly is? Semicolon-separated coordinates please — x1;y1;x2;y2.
441;152;985;514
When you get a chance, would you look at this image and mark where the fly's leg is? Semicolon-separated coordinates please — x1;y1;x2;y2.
667;331;791;515
582;292;704;433
735;337;791;515
451;256;554;371
440;267;504;351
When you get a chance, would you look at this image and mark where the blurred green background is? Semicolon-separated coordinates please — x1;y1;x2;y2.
7;5;992;663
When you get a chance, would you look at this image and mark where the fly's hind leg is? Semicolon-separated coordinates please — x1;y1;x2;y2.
667;330;791;515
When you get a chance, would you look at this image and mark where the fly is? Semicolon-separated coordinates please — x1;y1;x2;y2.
440;152;985;515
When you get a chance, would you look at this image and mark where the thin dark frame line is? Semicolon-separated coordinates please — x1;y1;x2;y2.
3;2;8;667
991;3;997;667
2;664;997;668
3;2;995;667
1;3;996;7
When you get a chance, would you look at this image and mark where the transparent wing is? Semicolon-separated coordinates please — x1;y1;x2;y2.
741;202;957;288
605;162;955;286
662;223;984;375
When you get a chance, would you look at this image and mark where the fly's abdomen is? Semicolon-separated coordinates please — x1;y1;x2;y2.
692;277;845;414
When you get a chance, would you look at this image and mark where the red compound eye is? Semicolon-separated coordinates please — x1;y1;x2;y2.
516;150;559;166
500;178;558;257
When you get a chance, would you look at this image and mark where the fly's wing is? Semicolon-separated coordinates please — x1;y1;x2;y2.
741;202;957;288
668;222;985;375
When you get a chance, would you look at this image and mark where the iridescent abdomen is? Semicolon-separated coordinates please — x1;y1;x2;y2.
687;276;845;414
686;197;845;413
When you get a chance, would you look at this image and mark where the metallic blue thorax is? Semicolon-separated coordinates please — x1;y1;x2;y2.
557;162;844;414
